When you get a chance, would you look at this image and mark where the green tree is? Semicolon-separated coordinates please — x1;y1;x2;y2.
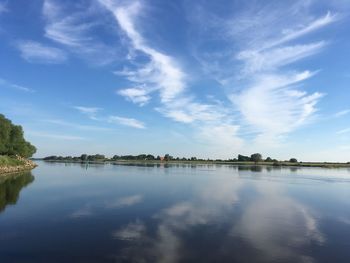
164;154;173;161
238;154;250;162
0;114;36;158
250;153;262;163
289;158;298;163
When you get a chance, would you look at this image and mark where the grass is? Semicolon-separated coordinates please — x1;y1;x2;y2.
0;155;25;167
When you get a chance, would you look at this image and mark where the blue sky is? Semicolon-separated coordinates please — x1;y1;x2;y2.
0;0;349;161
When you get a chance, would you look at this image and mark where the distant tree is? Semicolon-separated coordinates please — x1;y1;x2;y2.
137;154;147;160
164;154;173;161
250;153;262;163
112;155;119;160
190;157;197;161
43;155;57;160
94;154;105;159
146;154;155;160
80;154;88;161
265;157;273;162
238;154;250;162
289;158;298;163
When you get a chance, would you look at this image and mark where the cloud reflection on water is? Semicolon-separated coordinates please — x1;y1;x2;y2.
69;194;143;218
112;175;325;262
232;184;324;262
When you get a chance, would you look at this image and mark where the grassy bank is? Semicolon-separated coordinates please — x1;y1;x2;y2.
0;155;25;166
0;155;37;175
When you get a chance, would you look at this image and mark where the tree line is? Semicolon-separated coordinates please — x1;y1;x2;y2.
0;114;36;158
234;153;298;163
42;152;298;163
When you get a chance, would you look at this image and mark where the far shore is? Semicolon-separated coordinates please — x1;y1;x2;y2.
34;159;350;169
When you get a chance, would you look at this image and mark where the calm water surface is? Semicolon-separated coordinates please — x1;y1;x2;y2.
1;161;350;263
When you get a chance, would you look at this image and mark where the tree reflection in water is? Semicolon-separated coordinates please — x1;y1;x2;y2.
0;172;34;213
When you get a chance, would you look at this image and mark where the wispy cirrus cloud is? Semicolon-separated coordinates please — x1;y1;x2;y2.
0;1;8;14
231;71;324;136
334;109;350;118
74;106;102;120
108;115;145;129
98;0;243;151
0;78;36;93
44;119;112;131
17;40;67;64
73;105;146;130
99;0;186;104
237;42;326;75
42;0;120;65
188;0;337;146
27;131;87;141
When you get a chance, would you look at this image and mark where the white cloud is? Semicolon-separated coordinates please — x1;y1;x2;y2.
0;2;8;14
337;128;350;135
42;0;120;65
335;109;350;118
43;0;91;47
157;98;227;124
73;105;146;130
197;123;243;150
74;106;102;120
117;87;151;106
108;115;145;129
44;119;111;131
0;78;35;93
98;0;242;152
98;0;186;103
17;40;67;64
238;42;326;75
262;12;337;50
186;0;338;149
231;71;324;136
28;131;87;141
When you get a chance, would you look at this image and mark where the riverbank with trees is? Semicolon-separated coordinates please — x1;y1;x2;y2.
38;153;350;168
0;114;37;175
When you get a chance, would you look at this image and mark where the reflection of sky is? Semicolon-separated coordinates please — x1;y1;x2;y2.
232;184;325;262
112;175;328;262
1;162;350;262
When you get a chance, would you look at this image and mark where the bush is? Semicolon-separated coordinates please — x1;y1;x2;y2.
0;155;25;166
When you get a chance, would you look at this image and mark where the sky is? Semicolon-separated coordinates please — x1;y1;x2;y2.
0;0;350;161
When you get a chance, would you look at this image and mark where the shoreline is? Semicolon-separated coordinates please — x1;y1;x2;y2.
0;158;37;176
36;159;350;168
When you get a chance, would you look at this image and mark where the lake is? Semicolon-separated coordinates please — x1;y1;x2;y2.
1;161;350;263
